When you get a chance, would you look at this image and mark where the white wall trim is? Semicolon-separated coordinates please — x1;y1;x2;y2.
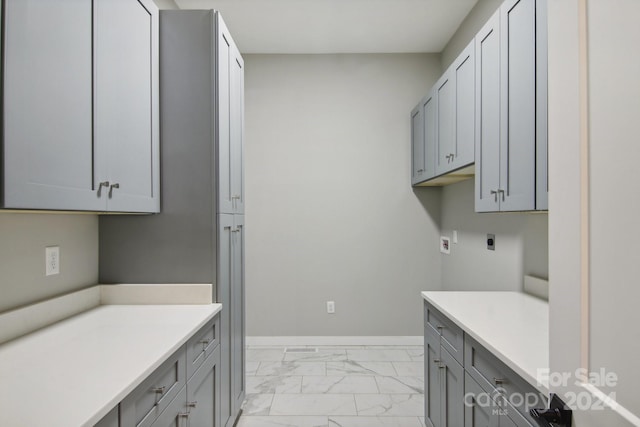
246;336;423;347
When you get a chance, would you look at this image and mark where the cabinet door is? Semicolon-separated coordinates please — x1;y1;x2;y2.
230;214;246;417
411;104;425;184
451;41;475;170
186;346;221;427
230;43;245;214
435;72;455;176
424;329;441;427
464;373;499;427
95;0;160;213
423;91;437;180
440;349;464;427
217;14;234;215
2;0;103;211
217;214;233;427
499;0;536;211
94;406;119;427
535;0;548;211
474;11;502;212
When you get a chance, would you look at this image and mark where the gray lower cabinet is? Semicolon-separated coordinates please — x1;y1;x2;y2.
98;315;221;427
150;347;222;427
1;0;159;213
425;302;545;427
95;406;120;427
219;214;246;427
464;373;498;427
474;0;547;212
424;307;465;427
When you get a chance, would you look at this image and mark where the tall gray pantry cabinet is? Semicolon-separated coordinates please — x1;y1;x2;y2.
99;10;245;427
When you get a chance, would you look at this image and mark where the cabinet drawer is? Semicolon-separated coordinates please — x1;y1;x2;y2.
186;315;219;379
424;302;464;364
150;386;187;427
121;347;186;427
464;335;545;425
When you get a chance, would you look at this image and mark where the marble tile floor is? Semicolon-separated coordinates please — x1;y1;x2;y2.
236;345;426;427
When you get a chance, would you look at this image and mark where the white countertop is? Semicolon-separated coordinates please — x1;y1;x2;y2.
421;291;549;393
0;286;222;427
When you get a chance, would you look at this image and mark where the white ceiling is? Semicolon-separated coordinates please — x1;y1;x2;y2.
170;0;478;54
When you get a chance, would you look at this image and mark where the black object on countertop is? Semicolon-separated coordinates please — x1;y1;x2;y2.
530;393;572;427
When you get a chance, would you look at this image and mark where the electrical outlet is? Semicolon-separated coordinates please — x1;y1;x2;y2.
326;301;335;314
45;246;60;276
440;236;451;254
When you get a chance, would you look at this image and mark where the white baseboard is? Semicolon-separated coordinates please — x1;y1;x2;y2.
246;336;423;347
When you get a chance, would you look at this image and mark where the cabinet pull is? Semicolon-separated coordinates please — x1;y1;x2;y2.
490;190;498;202
108;183;120;198
493;377;506;385
417;169;424;173
97;181;110;196
187;401;197;408
231;228;240;233
497;189;505;201
152;386;166;394
199;339;210;345
433;359;441;363
436;325;445;332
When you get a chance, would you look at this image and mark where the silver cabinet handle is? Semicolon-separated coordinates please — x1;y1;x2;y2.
433;359;441;363
153;386;166;394
109;183;120;198
490;190;498;202
199;339;210;345
436;325;445;332
231;228;241;233
97;181;110;196
417;169;424;173
187;401;197;408
493;377;506;385
497;189;505;201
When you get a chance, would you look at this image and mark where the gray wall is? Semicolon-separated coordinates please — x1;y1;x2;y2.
0;213;98;313
244;53;443;336
440;180;548;291
441;0;502;71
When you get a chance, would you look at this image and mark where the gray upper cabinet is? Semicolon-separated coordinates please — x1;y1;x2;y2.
475;0;547;212
451;42;475;171
1;0;159;213
2;0;101;211
475;10;502;212
499;0;536;211
411;90;436;185
413;40;475;186
423;92;437;180
411;104;425;184
435;72;455;176
436;41;475;177
217;16;245;215
94;0;160;213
